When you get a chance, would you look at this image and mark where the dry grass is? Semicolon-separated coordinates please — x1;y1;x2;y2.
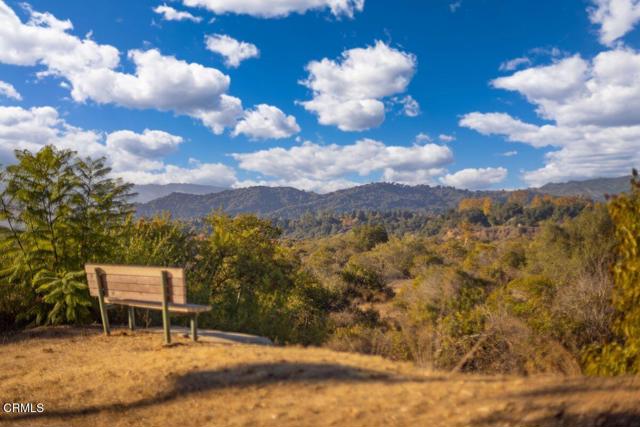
1;326;639;427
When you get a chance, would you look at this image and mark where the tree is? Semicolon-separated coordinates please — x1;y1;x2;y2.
0;146;134;325
205;213;331;344
585;170;640;374
585;169;640;375
353;224;389;251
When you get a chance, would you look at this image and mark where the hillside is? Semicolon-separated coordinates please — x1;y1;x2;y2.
132;183;227;203
135;177;632;220
537;176;630;201
136;186;318;218
135;183;507;219
2;327;639;427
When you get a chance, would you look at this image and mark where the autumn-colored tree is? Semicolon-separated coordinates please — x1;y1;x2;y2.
585;170;640;374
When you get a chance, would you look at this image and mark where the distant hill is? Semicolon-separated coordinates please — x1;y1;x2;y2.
537;176;631;201
135;183;508;219
135;176;633;220
136;186;318;218
132;183;227;203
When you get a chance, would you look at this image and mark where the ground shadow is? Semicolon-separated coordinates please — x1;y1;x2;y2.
501;379;640;398
475;407;640;427
2;362;434;423
473;379;640;427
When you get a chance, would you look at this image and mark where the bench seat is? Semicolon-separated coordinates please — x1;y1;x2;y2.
104;297;211;314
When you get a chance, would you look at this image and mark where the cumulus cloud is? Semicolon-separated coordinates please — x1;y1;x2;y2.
153;4;202;22
232;139;453;191
589;0;640;46
300;41;417;131
0;1;291;139
440;167;508;190
0;80;21;100
205;34;259;68
501;150;518;157
182;0;365;18
438;134;455;142
460;48;640;185
0;105;236;186
0;105;101;164
232;104;300;140
117;161;237;186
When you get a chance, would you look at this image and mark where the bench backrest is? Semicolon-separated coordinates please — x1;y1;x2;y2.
85;264;187;304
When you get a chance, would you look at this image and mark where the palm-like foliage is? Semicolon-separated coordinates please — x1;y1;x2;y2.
34;270;91;324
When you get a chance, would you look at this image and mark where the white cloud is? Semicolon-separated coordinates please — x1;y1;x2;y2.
0;105;236;186
232;139;453;191
300;41;417;131
117;161;237;186
491;55;589;115
205;34;259;68
440;167;508;190
501;150;518;157
499;56;532;71
232;104;300;140
68;48;243;134
153;4;202;22
438;134;455;142
0;105;101;164
0;80;21;100
460;48;640;185
415;132;432;143
105;129;183;172
0;1;289;139
394;95;420;117
182;0;365;18
589;0;640;46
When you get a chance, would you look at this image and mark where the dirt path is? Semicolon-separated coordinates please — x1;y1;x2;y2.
1;327;639;427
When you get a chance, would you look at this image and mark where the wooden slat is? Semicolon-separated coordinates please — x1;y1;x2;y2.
104;297;211;314
87;274;175;286
88;282;186;297
84;264;187;304
86;275;186;296
85;264;184;279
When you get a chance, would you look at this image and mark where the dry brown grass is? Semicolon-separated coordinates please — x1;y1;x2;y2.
1;326;639;427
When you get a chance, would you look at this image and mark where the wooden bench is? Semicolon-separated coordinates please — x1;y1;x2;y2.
84;264;211;344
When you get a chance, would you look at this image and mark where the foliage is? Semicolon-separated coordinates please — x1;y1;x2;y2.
204;214;332;344
585;170;640;374
34;270;92;324
0;146;133;326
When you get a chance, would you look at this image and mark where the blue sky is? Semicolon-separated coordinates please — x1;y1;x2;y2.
0;0;639;192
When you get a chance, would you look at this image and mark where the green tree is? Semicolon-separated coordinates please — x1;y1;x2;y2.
0;146;134;325
353;224;389;251
205;213;331;344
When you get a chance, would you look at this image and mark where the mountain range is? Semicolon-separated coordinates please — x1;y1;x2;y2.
135;176;632;220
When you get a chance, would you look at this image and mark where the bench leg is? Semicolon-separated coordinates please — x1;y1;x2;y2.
128;307;135;330
95;269;110;336
97;296;110;336
190;314;198;342
161;305;171;345
161;271;171;345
